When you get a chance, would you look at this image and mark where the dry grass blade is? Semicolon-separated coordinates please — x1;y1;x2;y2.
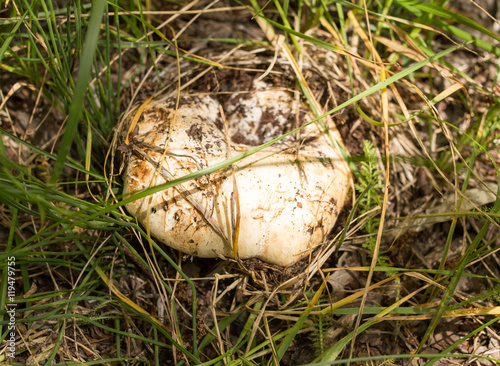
95;266;170;333
374;306;500;321
345;8;392;361
219;105;241;260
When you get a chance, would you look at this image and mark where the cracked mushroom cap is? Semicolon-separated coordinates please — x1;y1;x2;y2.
123;91;351;267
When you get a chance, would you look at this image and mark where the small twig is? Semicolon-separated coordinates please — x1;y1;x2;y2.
137;141;207;170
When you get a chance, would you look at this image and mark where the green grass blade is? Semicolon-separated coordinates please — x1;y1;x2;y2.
50;0;106;183
416;183;500;354
275;276;328;363
0;10;26;64
395;0;500;43
426;316;500;365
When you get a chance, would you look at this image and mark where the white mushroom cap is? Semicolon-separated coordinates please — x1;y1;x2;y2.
123;92;351;267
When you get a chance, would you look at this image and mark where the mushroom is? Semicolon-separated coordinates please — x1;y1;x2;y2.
123;89;351;267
